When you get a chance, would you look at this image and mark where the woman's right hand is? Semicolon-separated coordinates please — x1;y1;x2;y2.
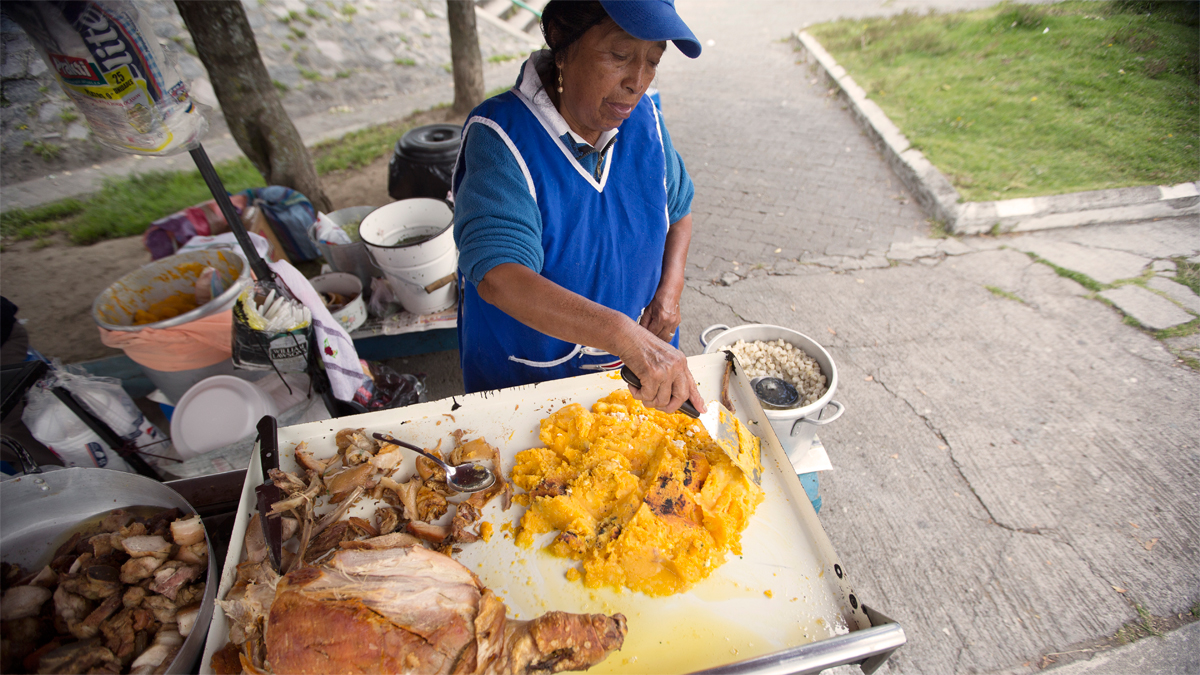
617;327;706;415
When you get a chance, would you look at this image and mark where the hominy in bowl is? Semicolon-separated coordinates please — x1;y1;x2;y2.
729;339;828;407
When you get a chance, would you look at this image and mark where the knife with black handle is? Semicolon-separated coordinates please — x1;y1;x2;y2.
255;415;283;572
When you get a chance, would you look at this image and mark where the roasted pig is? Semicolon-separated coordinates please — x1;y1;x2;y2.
257;545;625;675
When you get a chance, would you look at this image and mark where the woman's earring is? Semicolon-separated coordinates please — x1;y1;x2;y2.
557;71;563;94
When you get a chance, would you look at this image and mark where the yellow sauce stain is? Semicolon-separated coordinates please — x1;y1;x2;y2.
131;291;199;325
588;607;780;675
764;589;773;598
478;521;494;542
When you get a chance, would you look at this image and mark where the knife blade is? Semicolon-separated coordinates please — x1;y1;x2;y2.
255;415;283;572
619;365;761;484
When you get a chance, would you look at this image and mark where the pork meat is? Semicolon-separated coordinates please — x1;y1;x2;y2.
264;546;625;675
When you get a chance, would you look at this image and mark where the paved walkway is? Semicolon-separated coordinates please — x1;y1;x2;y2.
663;0;1007;281
660;2;1199;674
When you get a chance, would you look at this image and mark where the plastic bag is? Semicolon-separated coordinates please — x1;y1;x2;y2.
4;1;207;156
231;285;312;373
352;361;427;411
21;364;172;472
369;277;403;319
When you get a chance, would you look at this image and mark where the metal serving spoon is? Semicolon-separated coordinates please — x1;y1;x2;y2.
371;432;496;493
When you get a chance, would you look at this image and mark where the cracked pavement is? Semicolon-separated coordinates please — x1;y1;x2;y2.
665;0;1200;672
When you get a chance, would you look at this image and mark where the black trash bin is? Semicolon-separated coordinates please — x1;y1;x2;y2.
387;123;462;201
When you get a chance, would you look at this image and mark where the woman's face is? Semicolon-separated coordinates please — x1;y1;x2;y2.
556;22;666;146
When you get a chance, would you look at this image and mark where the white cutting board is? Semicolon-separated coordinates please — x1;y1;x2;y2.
200;353;869;674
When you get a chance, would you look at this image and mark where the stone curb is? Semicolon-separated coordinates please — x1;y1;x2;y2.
793;31;1200;235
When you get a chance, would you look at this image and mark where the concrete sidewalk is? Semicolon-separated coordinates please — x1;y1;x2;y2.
662;1;1199;673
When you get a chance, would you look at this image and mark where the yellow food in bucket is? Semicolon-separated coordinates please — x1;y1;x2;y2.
131;291;200;325
511;389;764;596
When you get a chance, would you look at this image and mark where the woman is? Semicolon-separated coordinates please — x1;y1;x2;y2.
452;0;704;414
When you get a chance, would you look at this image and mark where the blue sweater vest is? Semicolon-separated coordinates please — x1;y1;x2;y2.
452;89;673;393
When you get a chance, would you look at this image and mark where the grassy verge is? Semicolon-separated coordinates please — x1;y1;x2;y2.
807;1;1199;201
1;159;265;245
0;89;515;247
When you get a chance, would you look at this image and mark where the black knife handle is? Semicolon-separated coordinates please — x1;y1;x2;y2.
618;365;701;418
257;415;279;476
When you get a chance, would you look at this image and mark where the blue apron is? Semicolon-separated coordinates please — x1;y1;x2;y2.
453;89;676;393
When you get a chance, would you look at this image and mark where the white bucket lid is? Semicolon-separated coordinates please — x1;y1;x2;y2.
170;375;278;459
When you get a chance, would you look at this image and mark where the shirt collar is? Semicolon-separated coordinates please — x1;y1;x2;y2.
516;51;619;153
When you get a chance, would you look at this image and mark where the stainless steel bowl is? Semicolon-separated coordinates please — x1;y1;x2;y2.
1;468;217;674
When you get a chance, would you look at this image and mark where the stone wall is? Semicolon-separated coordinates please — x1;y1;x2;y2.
0;0;532;185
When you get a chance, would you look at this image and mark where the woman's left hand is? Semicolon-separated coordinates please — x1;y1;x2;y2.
639;291;681;343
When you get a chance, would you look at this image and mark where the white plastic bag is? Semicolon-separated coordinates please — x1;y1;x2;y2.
21;365;173;472
4;1;207;156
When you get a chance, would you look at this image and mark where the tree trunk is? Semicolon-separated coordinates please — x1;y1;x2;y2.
175;0;331;212
447;0;486;116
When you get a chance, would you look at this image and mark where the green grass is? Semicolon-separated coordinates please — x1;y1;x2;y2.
0;159;264;245
985;285;1026;302
341;4;356;16
1155;317;1200;340
1172;257;1200;295
1025;251;1106;291
488;53;523;64
305;7;324;20
299;68;321;81
273;79;290;95
807;1;1199;201
2;100;478;246
312;118;417;174
58;109;79;124
24;141;62;161
394;57;416;66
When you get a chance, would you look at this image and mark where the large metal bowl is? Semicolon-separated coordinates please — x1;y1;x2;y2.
0;468;217;674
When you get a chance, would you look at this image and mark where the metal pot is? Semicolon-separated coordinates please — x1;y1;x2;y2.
0;468;217;674
700;323;845;463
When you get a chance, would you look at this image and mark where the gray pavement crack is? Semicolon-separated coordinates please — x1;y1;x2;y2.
869;375;1128;623
870;374;1049;538
690;281;755;324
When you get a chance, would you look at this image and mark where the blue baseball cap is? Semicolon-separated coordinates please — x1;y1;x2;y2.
598;0;702;58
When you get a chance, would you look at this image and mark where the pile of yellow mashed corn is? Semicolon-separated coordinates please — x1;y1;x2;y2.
511;389;764;596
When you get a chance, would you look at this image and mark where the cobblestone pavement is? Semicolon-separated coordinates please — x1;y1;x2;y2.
661;0;1012;281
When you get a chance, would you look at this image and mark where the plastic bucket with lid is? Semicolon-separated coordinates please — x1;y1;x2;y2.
700;323;844;463
361;199;457;314
308;205;383;292
92;249;253;403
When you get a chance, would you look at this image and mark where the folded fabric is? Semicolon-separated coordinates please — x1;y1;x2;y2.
98;311;233;372
267;260;364;401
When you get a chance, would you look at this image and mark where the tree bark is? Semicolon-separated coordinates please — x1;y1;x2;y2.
175;0;331;212
447;0;486;116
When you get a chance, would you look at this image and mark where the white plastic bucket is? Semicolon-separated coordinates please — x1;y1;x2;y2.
376;247;458;315
309;272;368;332
359;198;454;266
361;199;457;315
700;323;844;463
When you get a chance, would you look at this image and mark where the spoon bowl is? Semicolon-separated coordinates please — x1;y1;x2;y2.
372;432;496;492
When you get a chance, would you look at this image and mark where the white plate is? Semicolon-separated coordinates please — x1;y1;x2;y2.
170;375;277;459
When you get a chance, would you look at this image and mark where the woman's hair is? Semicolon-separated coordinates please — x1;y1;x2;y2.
540;1;612;65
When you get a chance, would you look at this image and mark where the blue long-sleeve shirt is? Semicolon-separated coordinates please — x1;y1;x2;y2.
454;64;694;286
